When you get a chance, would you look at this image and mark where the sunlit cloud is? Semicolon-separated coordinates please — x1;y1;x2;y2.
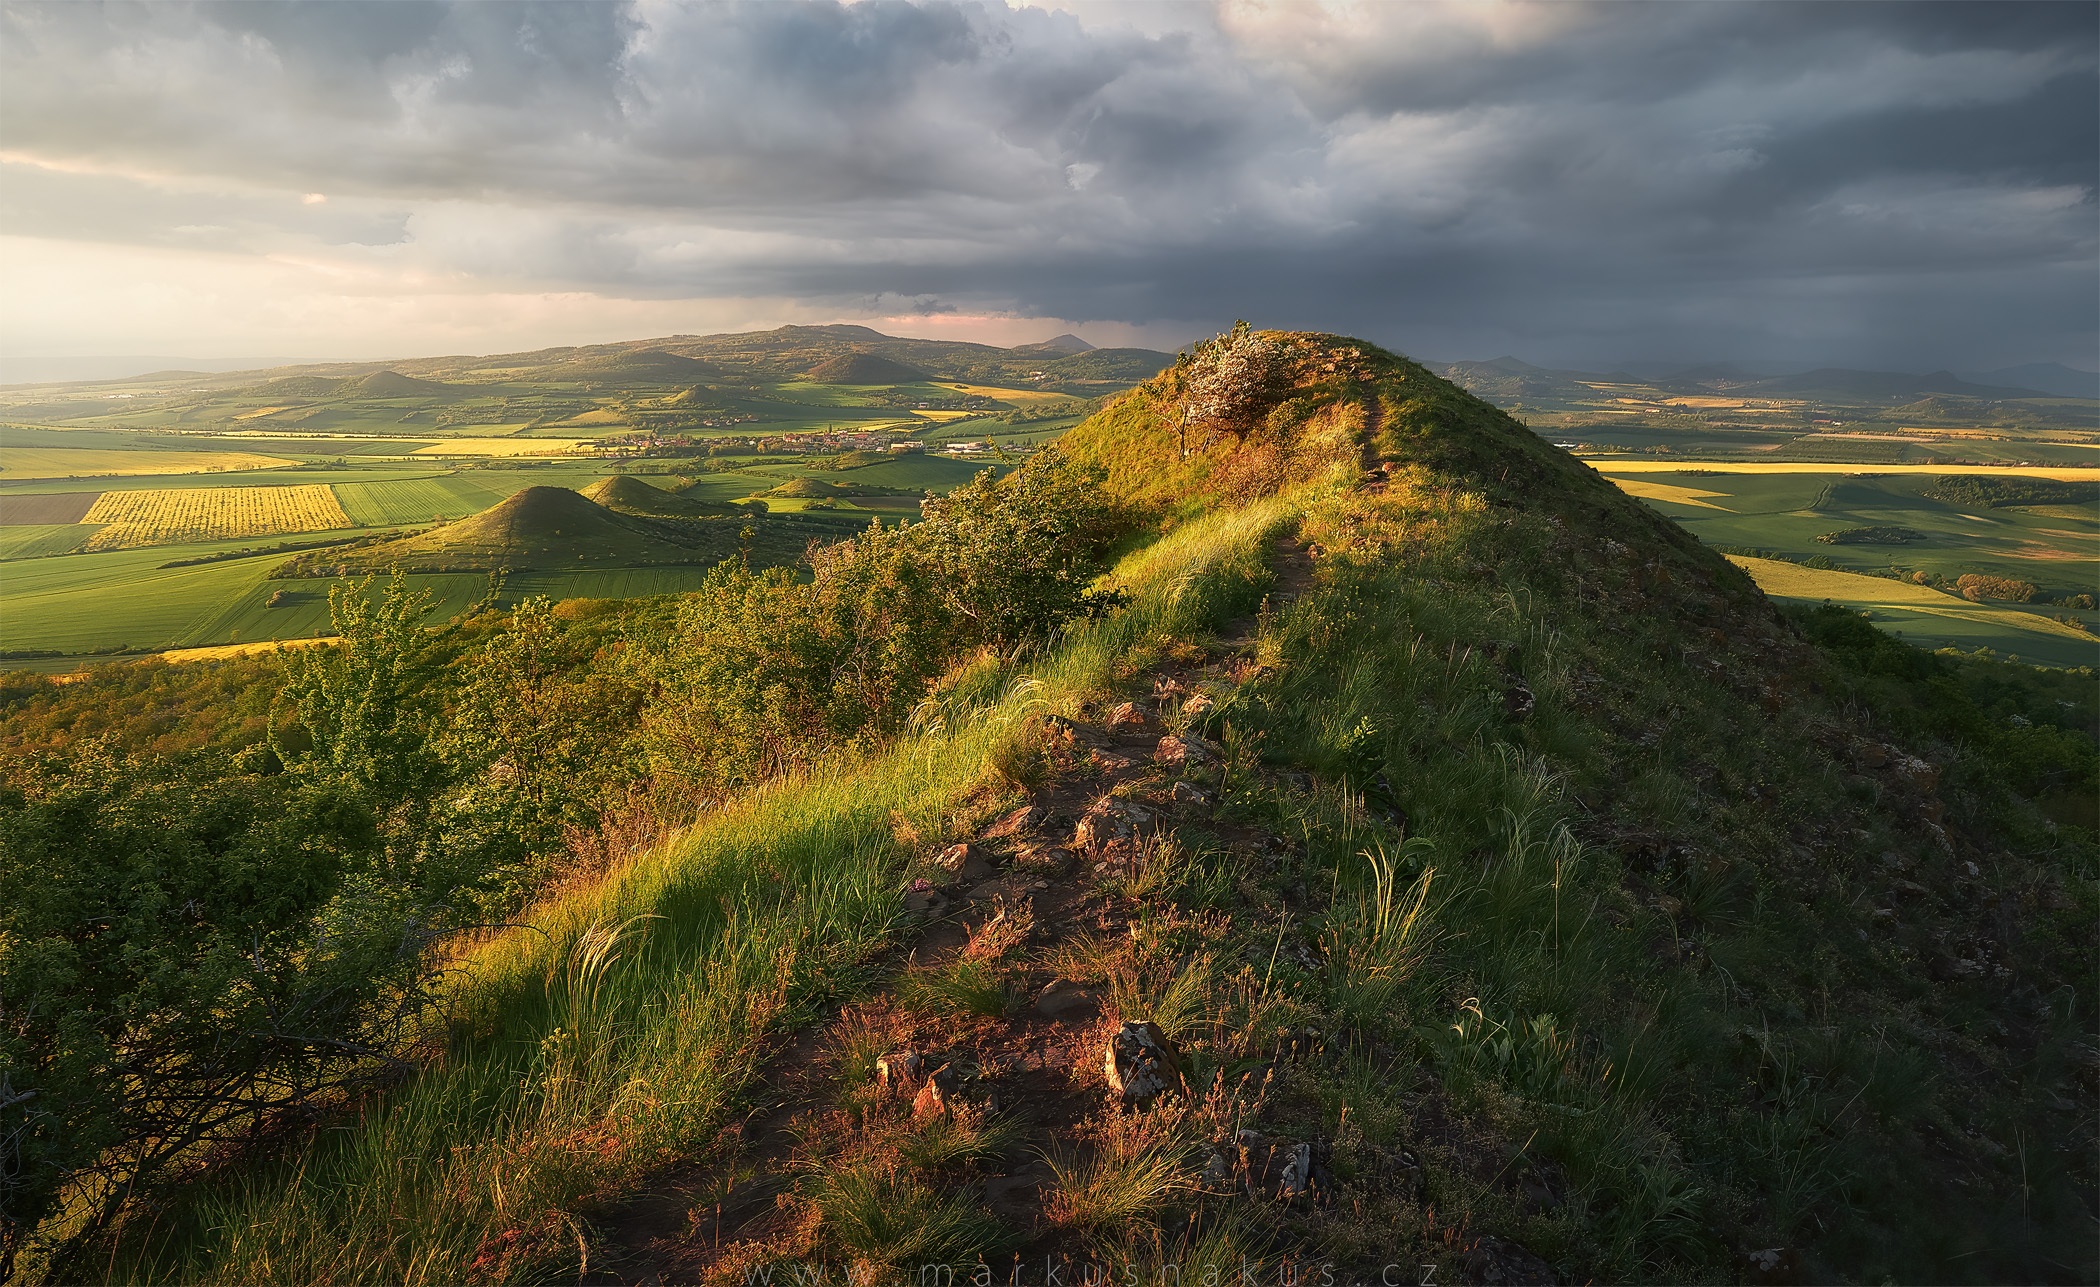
0;0;2091;369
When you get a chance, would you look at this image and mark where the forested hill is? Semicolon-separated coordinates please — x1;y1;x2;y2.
3;330;2093;1285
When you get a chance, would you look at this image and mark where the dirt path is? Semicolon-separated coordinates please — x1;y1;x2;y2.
585;422;1397;1281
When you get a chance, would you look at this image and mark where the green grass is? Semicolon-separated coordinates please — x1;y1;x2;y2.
0;538;741;658
0;523;94;559
332;469;611;526
92;488;1289;1284
1609;469;2098;659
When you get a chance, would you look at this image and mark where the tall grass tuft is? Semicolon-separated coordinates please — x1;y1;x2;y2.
1322;840;1439;1036
108;483;1314;1286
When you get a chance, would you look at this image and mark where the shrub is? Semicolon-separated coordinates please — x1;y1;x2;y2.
641;450;1128;789
1815;526;1924;545
1174;321;1294;448
0;755;426;1277
1955;573;2038;603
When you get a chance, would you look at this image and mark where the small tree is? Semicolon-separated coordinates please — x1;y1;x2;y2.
1176;321;1293;449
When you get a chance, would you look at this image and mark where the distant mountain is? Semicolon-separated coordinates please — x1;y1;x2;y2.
1958;363;2100;400
1010;333;1096;357
248;375;350;398
803;352;932;384
0;355;303;385
1442;356;2085;405
1743;368;2051;400
0;326;1178;401
554;349;723;383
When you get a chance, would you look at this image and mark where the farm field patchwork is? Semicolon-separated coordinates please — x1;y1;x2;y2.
0;446;292;480
79;484;351;550
1590;460;2100;480
1603;465;2096;664
1729;555;2097;669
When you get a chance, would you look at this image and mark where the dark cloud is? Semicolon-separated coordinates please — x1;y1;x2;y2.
0;0;2091;367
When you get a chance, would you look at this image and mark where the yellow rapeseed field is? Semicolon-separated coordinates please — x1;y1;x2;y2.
82;485;352;550
1590;460;2100;481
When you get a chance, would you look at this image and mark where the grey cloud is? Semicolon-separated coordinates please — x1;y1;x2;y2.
0;0;2091;368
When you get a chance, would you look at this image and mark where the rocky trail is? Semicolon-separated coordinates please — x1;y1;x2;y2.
580;532;1411;1284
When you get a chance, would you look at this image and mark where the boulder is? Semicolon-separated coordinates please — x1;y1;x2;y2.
1073;799;1150;852
1181;692;1215;720
1170;780;1210;806
932;842;994;882
1010;845;1076;877
1105;701;1149;732
1103;1020;1183;1106
982;804;1039;840
1154;734;1215;769
876;1050;924;1093
912;1064;959;1120
1034;980;1100;1022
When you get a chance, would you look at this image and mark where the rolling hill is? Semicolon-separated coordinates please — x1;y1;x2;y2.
579;474;746;519
81;330;2087;1287
271;485;739;574
352;370;457;398
802;352;931;384
553;349;724;383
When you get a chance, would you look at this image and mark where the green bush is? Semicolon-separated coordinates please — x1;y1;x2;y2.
640;449;1127;789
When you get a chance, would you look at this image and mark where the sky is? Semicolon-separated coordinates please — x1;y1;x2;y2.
1;0;2094;378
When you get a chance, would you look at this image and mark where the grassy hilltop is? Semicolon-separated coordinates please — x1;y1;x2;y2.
2;331;2094;1285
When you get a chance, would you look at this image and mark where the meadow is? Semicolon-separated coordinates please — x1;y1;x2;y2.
22;333;2088;1285
1729;555;2096;669
1597;465;2097;664
1;446;292;480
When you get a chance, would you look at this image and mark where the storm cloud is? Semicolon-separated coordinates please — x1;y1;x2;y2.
1;0;2092;368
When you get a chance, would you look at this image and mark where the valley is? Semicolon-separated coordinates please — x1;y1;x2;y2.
0;328;1160;663
7;330;2090;1286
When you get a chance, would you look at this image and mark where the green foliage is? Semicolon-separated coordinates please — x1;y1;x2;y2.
276;574;446;807
1953;571;2038;603
0;750;406;1277
1793;604;2098;823
640;449;1127;789
1815;525;1924;544
1924;475;2099;509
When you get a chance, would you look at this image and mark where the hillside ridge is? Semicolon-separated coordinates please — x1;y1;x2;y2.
27;331;2093;1287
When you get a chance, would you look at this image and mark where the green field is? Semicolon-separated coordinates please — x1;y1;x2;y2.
0;524;94;559
1730;555;2098;669
0;530;740;658
331;468;606;525
1607;468;2097;663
